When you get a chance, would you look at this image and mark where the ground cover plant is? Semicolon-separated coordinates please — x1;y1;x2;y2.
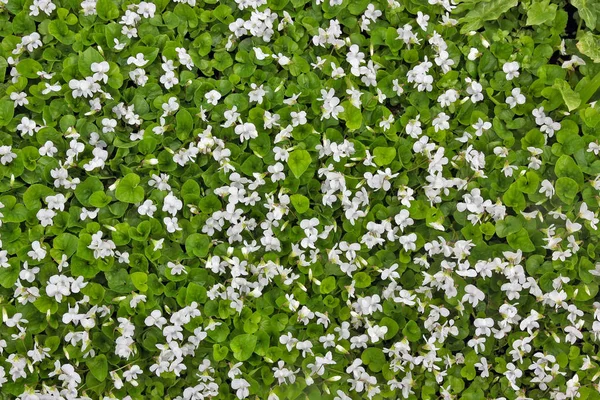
1;0;600;398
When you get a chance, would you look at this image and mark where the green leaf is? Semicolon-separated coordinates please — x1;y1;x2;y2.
230;334;257;361
496;216;522;238
186;282;207;304
403;320;421;342
48;20;74;44
97;0;120;20
194;32;213;57
373;147;397;166
577;69;600;107
16;59;43;79
212;52;233;72
290;194;310;214
320;276;336;294
213;344;229;361
556;177;579;204
0;57;7;83
459;0;518;33
81;282;105;305
554;155;584;185
507;228;535;252
53;233;79;257
340;102;362;130
105;269;134;293
185;233;210;257
571;0;600;30
577;32;600;63
89;191;112;208
0;100;14;127
86;355;108;381
131;272;148;292
176;109;193;140
213;4;232;22
287;149;312;178
78;47;104;76
502;184;526;211
553;80;581;111
461;364;477;381
354;271;372;288
115;173;144;204
380;317;400;340
0;259;19;289
361;348;386;372
23;184;54;210
75;177;104;207
526;0;557;25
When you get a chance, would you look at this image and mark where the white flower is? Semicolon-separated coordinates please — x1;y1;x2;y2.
28;241;47;261
46;275;71;302
205;90;222;105
162;192;183;216
0;146;16;165
502;61;520;80
234;123;258;142
318;88;344;120
432;112;450;132
506;87;526;108
91;61;110;83
10;91;28;107
539;179;555;198
164;217;182;233
167;261;187;275
249;83;266;104
465;78;483;103
467;47;481;60
138;200;157;217
145;310;167;328
253;47;270;60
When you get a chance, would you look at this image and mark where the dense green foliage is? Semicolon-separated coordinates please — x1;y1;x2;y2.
1;0;600;399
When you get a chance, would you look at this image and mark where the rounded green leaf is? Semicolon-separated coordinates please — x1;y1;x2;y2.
287;149;312;179
115;173;144;204
230;334;257;361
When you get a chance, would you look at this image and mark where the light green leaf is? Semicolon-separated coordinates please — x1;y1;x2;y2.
16;59;43;79
131;272;148;292
115;173;144;204
361;348;386;372
526;0;557;25
340;102;362;130
459;0;518;33
507;228;535;252
320;276;336;294
577;32;600;63
373;147;396;166
86;355;108;381
185;233;210;257
556;177;579;204
403;320;421;342
554;155;584;185
97;0;120;20
213;344;229;361
230;334;257;361
287;149;312;178
572;0;600;30
176;109;193;140
553;79;581;111
290;194;310;214
0;100;14;127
